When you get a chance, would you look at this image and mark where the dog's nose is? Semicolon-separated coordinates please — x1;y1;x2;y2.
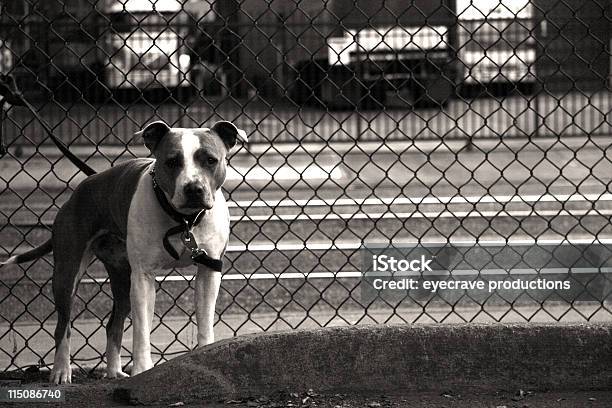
183;182;204;201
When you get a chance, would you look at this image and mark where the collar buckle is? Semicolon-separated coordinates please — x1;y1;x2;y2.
181;230;199;251
191;247;209;259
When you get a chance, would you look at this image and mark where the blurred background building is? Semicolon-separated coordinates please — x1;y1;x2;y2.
0;0;609;106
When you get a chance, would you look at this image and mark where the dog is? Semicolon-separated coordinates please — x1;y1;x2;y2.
1;120;247;383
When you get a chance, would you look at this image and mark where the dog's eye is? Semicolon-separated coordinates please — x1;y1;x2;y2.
165;157;182;169
207;157;218;165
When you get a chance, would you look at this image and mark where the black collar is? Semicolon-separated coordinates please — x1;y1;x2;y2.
150;167;223;272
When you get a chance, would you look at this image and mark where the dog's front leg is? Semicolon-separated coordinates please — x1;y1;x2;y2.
130;270;156;375
195;266;222;347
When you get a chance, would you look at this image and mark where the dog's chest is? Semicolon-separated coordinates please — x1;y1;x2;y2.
125;174;230;272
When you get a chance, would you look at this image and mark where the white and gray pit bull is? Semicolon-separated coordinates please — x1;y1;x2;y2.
1;120;247;383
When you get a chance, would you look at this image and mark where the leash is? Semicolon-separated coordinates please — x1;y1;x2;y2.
150;167;224;272
0;75;96;175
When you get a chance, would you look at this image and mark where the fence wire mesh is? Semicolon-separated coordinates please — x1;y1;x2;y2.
0;0;611;373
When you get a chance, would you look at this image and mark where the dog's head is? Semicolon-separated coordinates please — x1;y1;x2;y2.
137;121;247;213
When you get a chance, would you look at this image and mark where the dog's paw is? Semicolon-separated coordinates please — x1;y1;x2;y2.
130;360;153;377
105;369;129;380
130;366;147;376
50;364;72;384
130;363;153;377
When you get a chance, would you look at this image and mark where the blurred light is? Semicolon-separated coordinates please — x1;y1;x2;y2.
179;54;190;71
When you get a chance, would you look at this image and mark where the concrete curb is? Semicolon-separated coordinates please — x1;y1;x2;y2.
114;323;612;405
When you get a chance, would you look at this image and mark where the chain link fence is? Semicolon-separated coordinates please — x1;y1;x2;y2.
0;0;611;373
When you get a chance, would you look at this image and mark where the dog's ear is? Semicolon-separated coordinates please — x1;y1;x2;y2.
136;121;170;153
211;121;248;150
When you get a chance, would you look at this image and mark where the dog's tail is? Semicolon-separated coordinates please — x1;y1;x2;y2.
0;238;52;267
